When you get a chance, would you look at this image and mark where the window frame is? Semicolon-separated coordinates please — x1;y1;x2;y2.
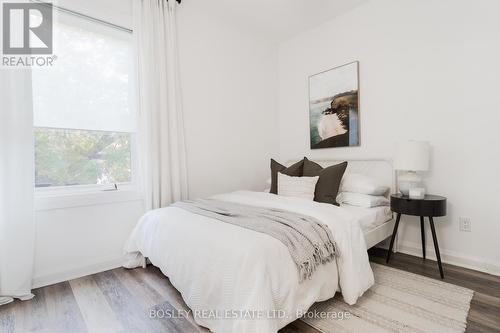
35;134;142;211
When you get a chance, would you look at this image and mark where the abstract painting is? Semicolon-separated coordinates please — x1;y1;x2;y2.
309;61;359;149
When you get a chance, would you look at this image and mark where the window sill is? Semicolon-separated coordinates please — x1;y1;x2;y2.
35;188;143;211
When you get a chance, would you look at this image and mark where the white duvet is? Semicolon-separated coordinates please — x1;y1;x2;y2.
124;191;374;333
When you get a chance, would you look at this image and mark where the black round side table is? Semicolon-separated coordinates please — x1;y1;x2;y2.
386;194;447;279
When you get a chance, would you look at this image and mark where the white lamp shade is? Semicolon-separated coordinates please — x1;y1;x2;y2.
394;141;430;171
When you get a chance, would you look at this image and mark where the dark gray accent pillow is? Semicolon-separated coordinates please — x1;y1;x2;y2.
303;158;348;205
270;158;305;194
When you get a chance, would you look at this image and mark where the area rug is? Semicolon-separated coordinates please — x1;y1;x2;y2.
301;263;474;333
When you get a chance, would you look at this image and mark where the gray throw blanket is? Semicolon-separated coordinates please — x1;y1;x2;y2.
172;199;338;281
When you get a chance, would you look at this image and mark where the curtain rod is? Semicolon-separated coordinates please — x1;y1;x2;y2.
31;0;133;33
31;0;183;33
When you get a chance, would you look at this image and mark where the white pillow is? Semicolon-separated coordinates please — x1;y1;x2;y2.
336;192;389;208
278;173;319;200
340;173;389;196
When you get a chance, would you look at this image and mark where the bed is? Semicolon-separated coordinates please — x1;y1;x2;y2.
124;159;396;333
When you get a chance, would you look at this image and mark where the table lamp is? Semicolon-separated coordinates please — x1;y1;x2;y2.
394;140;430;196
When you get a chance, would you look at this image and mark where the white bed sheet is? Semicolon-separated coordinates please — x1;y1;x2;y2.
124;191;374;333
340;204;393;232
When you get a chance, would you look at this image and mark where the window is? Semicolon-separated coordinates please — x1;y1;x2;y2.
32;11;135;190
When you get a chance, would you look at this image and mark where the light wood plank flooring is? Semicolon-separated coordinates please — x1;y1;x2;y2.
1;250;499;333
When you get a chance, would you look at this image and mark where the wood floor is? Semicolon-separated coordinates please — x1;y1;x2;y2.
1;249;499;333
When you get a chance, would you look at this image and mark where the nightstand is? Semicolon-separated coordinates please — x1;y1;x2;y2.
386;194;447;278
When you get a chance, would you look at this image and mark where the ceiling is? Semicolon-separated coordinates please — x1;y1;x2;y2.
188;0;368;43
61;0;368;43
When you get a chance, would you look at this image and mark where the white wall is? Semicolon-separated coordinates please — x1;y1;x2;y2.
33;198;144;287
33;0;279;287
38;0;500;287
277;0;500;275
178;2;278;198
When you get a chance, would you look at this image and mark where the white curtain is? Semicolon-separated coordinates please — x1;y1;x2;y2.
133;0;189;210
0;69;36;305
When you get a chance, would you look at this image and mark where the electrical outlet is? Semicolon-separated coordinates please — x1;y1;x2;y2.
459;217;471;232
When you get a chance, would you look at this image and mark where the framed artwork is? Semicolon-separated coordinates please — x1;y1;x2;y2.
309;61;359;149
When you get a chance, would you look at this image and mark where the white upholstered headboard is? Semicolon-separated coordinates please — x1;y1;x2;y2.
286;159;395;196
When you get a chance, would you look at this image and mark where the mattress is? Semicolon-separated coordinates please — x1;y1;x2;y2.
340;204;393;232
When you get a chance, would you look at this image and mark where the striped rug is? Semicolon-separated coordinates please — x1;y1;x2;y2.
301;263;473;333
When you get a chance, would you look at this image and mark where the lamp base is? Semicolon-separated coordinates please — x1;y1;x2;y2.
398;171;422;196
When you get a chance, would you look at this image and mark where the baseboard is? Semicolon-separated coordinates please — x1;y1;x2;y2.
32;245;500;288
32;257;124;289
484;259;500;277
396;241;500;277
